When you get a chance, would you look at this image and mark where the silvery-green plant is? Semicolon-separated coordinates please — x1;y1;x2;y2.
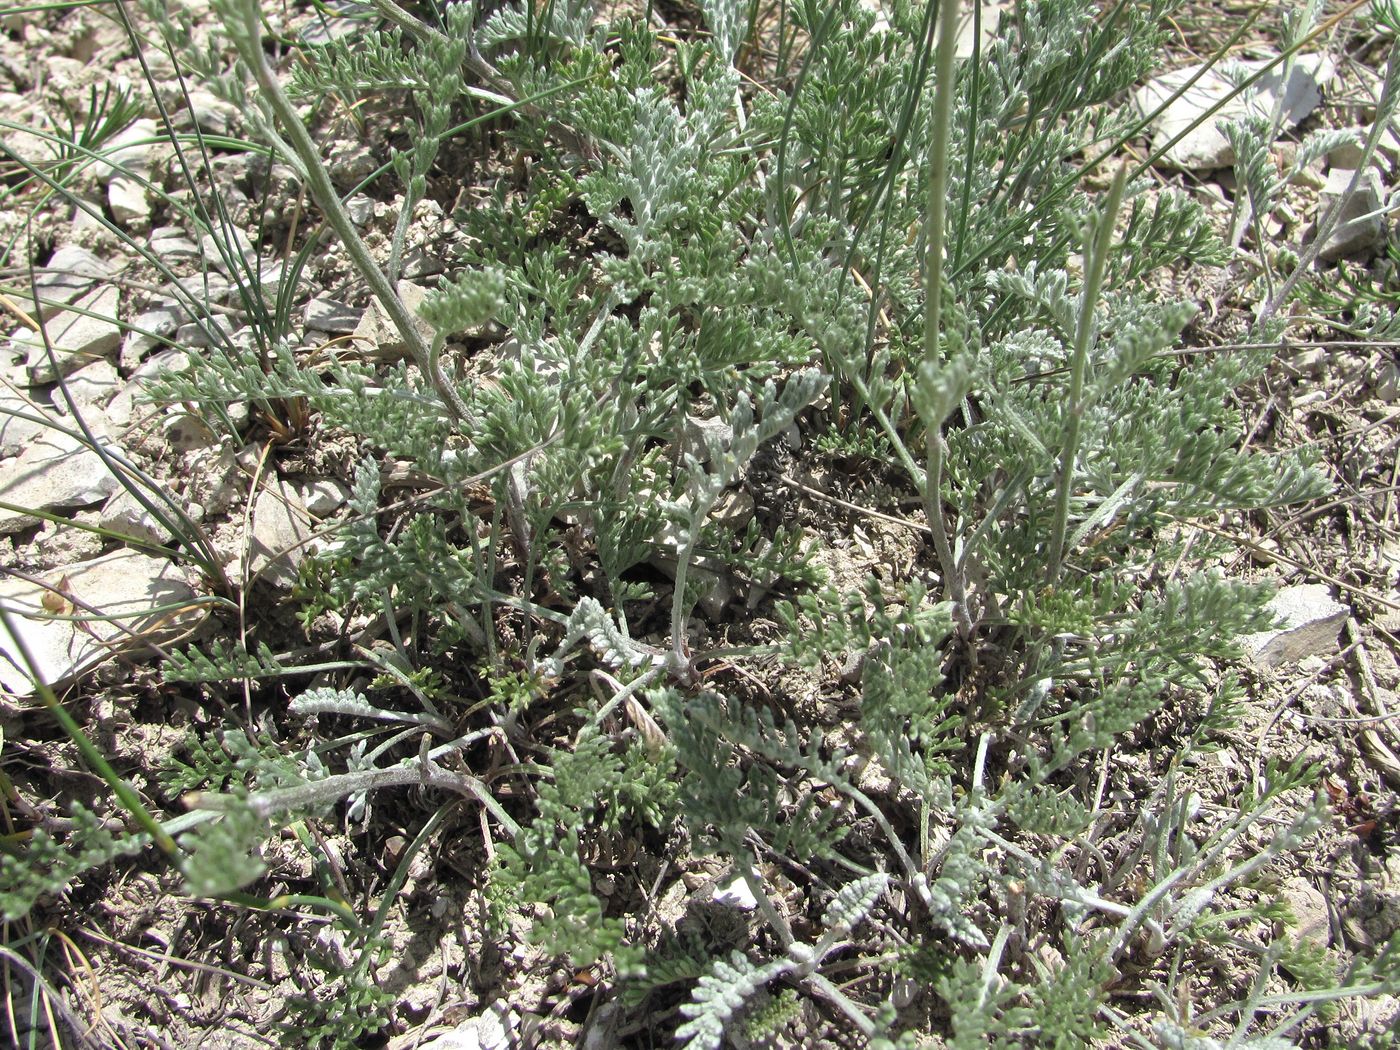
2;0;1397;1045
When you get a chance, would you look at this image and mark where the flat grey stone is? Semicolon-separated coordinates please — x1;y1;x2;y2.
1329;124;1400;170
181;89;238;137
166;272;233;305
1377;360;1399;401
95;119;157;184
327;142;377;188
248;477;311;589
682;414;731;465
162;412;220;454
254;260;286;300
0;92;49;169
59;359;121;412
175;315;234;349
109;176;150;227
402;248;448;279
1280;876;1331;949
299;478;349;516
0;429;124;534
304;298;363;335
1240;583;1349;668
24;246;113;320
199;228;257;275
26;284;122;383
709;488;754;530
1315;167;1387;262
97;120;156;226
99;487;174;546
0;378;46;459
0;548;203;697
148;228;201;263
107;349;189;429
120;301;185;368
1328;132;1369;170
1133;54;1334;170
694;567;735;620
351;282;433;361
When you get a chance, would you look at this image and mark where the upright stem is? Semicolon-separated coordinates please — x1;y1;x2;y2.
923;0;969;631
228;0;471;425
924;0;960;362
1046;164;1127;585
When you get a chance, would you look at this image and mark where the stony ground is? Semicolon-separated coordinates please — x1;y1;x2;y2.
1;1;1400;1047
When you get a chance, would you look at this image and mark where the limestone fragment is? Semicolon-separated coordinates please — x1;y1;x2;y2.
98;119;158;227
1314;167;1387;262
181;89;238;137
1240;583;1349;668
247;477;312;589
24;284;122;383
100;487;175;546
148;227;201;264
119;301;185;368
0;548;203;697
1279;876;1331;949
351;281;433;361
0;429;123;534
304;297;363;335
60;359;121;412
299;479;349;516
0;358;45;458
22;245;113;321
709;874;759;910
1133;54;1333;170
413;1003;515;1050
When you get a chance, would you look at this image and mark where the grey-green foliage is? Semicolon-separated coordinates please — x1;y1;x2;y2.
43;0;1384;1043
676;874;890;1050
654;686;853;863
178;792;270;896
0;803;150;922
162;638;288;682
493;723;676;970
677;951;797;1050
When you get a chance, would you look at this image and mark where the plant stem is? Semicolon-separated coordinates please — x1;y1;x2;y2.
922;0;971;632
923;0;961;366
227;0;471;425
805;971;877;1038
1046;163;1128;586
191;757;520;837
739;850;794;948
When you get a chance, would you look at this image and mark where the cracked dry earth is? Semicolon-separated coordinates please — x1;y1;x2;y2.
0;1;1399;1047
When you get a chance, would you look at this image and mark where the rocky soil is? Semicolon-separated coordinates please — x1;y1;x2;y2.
1;1;1399;1048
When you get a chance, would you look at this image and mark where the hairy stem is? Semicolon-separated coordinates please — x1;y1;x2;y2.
225;0;471;425
1046;164;1128;585
922;0;972;637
